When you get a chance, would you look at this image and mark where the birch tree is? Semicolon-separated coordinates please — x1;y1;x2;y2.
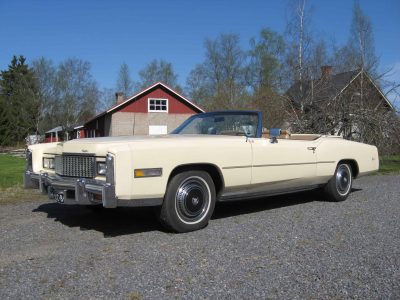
186;34;248;110
136;59;180;91
116;63;133;97
285;0;313;84
246;29;287;127
349;0;378;74
32;58;57;132
55;58;99;128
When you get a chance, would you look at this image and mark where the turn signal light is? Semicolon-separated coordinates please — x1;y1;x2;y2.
134;168;162;178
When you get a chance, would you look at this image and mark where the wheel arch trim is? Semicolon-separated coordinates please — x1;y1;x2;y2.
167;163;225;198
337;159;359;178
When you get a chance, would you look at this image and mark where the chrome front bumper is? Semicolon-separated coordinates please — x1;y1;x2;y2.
23;153;163;208
24;170;117;208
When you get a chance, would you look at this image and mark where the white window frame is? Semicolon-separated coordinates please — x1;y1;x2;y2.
148;98;168;113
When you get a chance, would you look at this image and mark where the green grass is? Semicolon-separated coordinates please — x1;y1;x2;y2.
0;154;25;188
378;155;400;175
0;154;46;204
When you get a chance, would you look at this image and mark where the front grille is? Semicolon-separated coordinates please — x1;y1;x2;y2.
55;154;96;178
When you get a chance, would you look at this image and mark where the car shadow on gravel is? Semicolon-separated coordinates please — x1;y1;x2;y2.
212;187;362;220
33;204;165;237
212;190;319;220
33;188;362;236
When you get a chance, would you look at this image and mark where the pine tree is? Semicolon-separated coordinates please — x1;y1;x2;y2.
0;55;39;146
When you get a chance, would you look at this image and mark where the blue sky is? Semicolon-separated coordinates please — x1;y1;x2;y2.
1;0;399;102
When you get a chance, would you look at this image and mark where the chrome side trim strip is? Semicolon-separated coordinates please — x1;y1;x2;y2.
220;184;320;202
222;165;252;170
253;162;315;167
117;198;163;207
253;161;335;167
223;161;335;169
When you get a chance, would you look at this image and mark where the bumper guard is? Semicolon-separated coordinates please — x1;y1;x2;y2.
24;154;117;208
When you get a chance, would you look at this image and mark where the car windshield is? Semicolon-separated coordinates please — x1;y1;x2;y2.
172;112;259;137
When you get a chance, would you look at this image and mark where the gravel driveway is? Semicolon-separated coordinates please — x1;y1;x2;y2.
0;175;399;299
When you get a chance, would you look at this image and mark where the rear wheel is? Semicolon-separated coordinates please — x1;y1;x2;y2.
159;170;216;233
324;163;353;202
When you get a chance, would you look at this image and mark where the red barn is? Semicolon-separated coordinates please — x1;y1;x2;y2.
84;82;204;137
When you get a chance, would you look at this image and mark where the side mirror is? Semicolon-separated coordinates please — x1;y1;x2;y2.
269;128;281;144
270;136;278;144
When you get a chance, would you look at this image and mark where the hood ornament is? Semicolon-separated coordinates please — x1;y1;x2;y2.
82;149;88;153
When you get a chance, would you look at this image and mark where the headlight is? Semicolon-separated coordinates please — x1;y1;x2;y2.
43;158;54;169
97;162;106;175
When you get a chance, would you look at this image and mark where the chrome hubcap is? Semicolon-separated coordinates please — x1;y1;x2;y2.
175;176;211;224
336;165;351;196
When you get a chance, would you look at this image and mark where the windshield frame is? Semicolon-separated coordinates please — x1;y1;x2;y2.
171;110;263;138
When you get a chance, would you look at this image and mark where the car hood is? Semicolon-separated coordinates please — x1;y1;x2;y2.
58;134;243;156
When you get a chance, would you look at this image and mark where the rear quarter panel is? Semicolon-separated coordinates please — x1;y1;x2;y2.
316;137;379;179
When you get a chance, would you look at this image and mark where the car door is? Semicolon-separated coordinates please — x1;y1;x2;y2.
217;136;253;188
250;138;317;190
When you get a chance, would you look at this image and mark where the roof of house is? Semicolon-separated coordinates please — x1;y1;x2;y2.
286;69;394;110
286;70;359;103
85;82;204;125
45;126;64;133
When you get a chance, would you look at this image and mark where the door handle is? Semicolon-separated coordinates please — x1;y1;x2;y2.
245;136;254;143
307;147;316;153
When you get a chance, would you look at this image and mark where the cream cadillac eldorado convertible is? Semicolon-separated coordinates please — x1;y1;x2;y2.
24;111;379;232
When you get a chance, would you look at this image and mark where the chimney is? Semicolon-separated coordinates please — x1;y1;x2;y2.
320;66;332;80
115;92;124;104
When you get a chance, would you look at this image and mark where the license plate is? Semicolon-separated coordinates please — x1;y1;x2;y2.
56;193;65;203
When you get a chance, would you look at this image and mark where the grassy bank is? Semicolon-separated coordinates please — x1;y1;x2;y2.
378;155;400;175
0;154;46;204
0;154;25;188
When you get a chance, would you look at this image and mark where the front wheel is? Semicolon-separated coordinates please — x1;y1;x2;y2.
324;163;353;202
159;170;216;233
